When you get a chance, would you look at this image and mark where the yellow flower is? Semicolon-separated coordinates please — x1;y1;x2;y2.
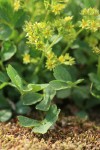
51;4;65;15
90;20;99;32
36;41;45;50
27;35;38;44
36;22;46;29
46;59;56;70
64;16;73;22
14;0;21;11
24;22;33;33
23;54;31;64
81;8;88;15
58;55;66;63
64;54;75;65
58;54;75;65
47;52;55;59
80;19;88;29
43;28;53;38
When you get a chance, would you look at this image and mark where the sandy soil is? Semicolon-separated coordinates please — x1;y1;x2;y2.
0;115;100;150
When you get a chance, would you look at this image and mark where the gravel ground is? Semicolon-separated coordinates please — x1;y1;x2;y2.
0;116;100;150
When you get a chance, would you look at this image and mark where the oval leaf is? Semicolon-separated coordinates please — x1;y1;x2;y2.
50;80;68;90
1;41;17;61
18;116;41;127
22;92;43;105
0;109;12;122
53;65;72;82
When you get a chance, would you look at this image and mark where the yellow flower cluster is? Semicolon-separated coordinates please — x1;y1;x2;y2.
23;5;75;69
80;19;100;32
58;54;75;65
85;35;100;56
51;4;65;15
23;54;31;64
50;0;69;15
13;0;21;11
24;21;53;51
54;16;75;42
92;46;100;55
55;16;74;32
80;8;100;32
46;52;75;70
81;8;99;16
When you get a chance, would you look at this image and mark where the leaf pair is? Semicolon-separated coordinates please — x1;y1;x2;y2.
18;104;60;134
50;65;83;90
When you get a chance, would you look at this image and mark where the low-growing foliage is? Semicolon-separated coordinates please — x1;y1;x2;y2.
0;0;100;134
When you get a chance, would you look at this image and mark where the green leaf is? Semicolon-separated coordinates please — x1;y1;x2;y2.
18;116;41;127
90;84;100;99
76;111;88;120
50;35;62;45
0;71;8;82
32;104;60;134
89;73;100;91
83;0;96;7
74;49;87;65
0;92;10;109
22;92;43;105
24;83;49;92
0;1;13;23
0;1;13;40
0;23;12;40
72;86;89;108
50;78;83;91
16;101;31;115
86;98;100;109
26;84;42;92
89;73;100;84
0;109;12;122
57;89;71;99
74;79;84;85
1;41;17;61
36;86;56;111
53;65;72;82
66;79;84;88
13;10;28;28
50;80;68;90
6;65;23;91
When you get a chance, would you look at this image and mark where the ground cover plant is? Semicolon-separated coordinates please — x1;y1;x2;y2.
0;0;100;134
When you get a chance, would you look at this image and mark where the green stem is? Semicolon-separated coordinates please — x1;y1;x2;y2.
62;42;72;55
15;32;25;43
62;29;83;55
97;56;100;79
45;10;50;21
47;35;61;51
33;53;45;76
0;61;5;70
33;35;61;76
96;0;100;9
